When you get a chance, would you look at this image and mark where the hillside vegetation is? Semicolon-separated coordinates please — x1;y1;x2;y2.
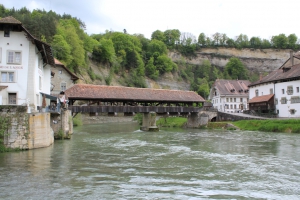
1;5;299;98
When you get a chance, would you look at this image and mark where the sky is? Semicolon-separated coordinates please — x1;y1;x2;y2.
1;0;300;40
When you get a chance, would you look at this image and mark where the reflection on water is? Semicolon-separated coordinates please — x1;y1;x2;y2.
1;122;300;199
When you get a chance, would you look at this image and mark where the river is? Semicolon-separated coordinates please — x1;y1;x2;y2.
1;122;300;199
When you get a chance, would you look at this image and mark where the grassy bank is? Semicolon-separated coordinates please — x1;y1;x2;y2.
157;117;187;127
156;116;300;133
232;119;300;133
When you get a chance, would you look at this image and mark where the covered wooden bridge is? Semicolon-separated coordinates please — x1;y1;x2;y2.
65;84;205;131
65;84;205;114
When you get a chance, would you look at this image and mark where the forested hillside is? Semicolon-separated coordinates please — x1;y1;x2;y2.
1;5;299;98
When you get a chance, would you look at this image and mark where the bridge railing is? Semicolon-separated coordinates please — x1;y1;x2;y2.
69;105;202;113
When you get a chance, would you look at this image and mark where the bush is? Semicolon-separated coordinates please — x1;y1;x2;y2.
73;114;82;126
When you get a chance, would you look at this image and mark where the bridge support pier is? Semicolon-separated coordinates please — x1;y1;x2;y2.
186;112;209;128
140;112;159;132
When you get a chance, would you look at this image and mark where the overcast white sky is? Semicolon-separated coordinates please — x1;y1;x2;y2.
1;0;299;40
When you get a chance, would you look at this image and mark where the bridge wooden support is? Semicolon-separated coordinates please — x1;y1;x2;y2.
140;112;159;132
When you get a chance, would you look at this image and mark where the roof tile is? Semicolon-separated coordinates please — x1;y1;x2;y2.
65;84;205;103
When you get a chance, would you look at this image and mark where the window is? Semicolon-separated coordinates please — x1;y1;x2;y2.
291;96;300;104
240;98;243;102
234;104;236;109
290;109;296;115
282;89;285;94
39;76;42;90
61;82;66;91
234;98;236;102
255;89;259;97
226;98;229;102
297;87;299;93
230;98;232;102
275;98;278;105
287;86;293;95
38;58;43;69
1;72;14;82
230;105;233;109
8;93;16;104
281;97;287;104
4;29;10;37
270;88;273;94
7;51;22;64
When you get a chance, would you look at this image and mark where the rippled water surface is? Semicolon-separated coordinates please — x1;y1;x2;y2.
1;122;300;199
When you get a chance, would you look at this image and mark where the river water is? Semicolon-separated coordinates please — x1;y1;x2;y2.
1;122;300;200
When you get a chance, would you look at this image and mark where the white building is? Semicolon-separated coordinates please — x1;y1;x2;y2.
208;79;250;113
0;16;54;110
248;53;300;118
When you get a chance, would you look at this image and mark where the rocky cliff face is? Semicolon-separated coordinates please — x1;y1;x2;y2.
169;48;292;72
84;48;293;91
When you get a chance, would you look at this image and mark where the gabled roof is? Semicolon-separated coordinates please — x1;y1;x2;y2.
212;79;250;96
0;16;54;65
0;16;21;24
54;58;79;81
65;84;205;103
249;64;300;87
279;51;300;69
248;94;274;103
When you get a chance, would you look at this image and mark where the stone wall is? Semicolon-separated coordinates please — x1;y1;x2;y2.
1;106;54;150
27;113;54;149
50;110;73;139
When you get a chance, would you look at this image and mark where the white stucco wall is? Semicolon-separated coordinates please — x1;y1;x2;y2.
275;80;300;118
0;31;30;105
0;30;52;108
211;93;249;113
249;82;275;100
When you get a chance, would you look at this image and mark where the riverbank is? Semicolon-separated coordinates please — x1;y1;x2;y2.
156;117;300;133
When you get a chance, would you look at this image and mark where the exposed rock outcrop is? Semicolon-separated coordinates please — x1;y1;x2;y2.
169;48;292;72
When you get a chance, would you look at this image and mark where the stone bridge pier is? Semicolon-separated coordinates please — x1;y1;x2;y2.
186;110;218;128
140;112;159;131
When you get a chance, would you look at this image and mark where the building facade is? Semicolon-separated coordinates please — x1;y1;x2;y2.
0;16;54;110
248;53;300;118
51;58;79;97
208;79;250;113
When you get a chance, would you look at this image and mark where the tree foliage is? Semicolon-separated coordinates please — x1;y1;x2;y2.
224;57;249;80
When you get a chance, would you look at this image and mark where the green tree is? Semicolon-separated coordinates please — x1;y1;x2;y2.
145;57;159;80
235;34;249;48
163;29;180;49
288;33;298;49
271;34;288;49
151;30;165;41
92;38;115;64
198;33;206;47
51;34;72;64
156;55;177;73
224;57;249;80
250;37;262;48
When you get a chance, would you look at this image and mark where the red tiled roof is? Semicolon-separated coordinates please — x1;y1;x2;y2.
248;94;274;103
213;79;251;96
65;84;205;103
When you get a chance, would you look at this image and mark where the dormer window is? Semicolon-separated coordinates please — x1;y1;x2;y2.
4;29;10;37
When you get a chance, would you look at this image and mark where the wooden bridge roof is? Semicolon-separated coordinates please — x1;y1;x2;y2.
65;84;205;103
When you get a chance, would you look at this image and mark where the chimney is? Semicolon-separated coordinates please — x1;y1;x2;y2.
259;73;263;81
290;51;294;66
